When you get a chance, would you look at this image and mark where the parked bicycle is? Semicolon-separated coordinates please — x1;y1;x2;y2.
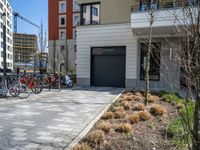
8;73;43;99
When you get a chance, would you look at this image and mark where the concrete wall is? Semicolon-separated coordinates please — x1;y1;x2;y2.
76;23;138;87
77;0;134;24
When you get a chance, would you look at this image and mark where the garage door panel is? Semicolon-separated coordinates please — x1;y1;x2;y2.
91;47;126;87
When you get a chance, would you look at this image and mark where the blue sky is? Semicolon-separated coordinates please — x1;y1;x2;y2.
8;0;48;35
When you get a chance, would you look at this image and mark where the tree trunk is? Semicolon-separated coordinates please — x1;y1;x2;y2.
145;12;154;106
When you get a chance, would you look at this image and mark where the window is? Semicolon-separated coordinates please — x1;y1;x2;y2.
140;42;161;81
59;29;66;39
81;3;100;25
59;1;66;13
59;15;66;27
74;15;80;26
73;0;80;11
73;29;77;39
140;0;159;11
92;6;98;16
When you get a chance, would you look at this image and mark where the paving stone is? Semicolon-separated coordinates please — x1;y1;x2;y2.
38;136;54;141
24;143;40;149
12;128;27;132
11;132;27;137
13;136;28;141
0;87;122;149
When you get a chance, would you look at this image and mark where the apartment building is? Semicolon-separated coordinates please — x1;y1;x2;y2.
13;33;37;71
0;0;13;70
76;0;198;91
48;0;80;74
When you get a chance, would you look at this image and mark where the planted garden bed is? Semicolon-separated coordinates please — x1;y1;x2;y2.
73;91;191;150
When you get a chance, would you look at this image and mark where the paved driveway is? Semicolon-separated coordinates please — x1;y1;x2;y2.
0;87;123;150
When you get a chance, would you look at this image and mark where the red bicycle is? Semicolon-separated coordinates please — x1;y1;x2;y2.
20;74;43;94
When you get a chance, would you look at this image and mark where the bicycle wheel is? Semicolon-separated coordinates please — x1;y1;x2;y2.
32;81;43;94
16;83;31;99
9;83;20;97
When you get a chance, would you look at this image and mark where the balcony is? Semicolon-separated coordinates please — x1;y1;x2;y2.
131;0;198;36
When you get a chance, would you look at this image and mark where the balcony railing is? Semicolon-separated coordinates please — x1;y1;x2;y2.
131;0;199;12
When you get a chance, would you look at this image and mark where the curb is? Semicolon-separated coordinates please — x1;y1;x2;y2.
66;89;124;150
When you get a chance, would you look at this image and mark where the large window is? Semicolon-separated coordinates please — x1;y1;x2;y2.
140;42;161;81
81;3;100;25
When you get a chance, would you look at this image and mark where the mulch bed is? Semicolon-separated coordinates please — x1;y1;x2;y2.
73;91;178;150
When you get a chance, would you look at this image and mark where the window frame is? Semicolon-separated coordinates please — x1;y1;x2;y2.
80;2;100;25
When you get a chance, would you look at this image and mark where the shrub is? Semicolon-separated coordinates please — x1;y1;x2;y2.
133;103;145;111
135;92;143;98
123;95;133;101
116;123;133;134
101;112;113;120
132;95;143;101
149;104;166;116
137;111;151;121
97;122;112;133
167;117;187;149
128;114;140;124
84;130;105;146
148;95;159;103
122;101;132;110
114;111;126;119
114;106;124;112
73;143;90;150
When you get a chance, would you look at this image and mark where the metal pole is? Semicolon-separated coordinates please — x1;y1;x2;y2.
2;12;7;92
58;48;61;91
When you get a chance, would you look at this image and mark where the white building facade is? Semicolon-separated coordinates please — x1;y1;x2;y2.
0;0;13;70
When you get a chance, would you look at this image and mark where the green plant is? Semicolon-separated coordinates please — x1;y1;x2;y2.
167;117;188;149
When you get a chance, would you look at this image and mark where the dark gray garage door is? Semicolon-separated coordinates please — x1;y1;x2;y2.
91;47;126;87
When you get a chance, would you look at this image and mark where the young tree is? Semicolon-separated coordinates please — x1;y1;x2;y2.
38;21;47;74
153;0;200;148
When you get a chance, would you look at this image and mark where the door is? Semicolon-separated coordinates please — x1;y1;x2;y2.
91;47;126;87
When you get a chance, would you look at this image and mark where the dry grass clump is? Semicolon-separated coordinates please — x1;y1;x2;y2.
124;91;134;96
148;95;159;103
133;103;145;111
137;111;151;121
128;114;140;124
114;106;124;112
135;92;143;97
114;110;126;119
97;122;112;133
132;95;143;101
73;143;90;150
101;111;114;120
149;104;166;116
123;95;133;101
84;130;105;145
116;123;133;133
122;101;132;110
